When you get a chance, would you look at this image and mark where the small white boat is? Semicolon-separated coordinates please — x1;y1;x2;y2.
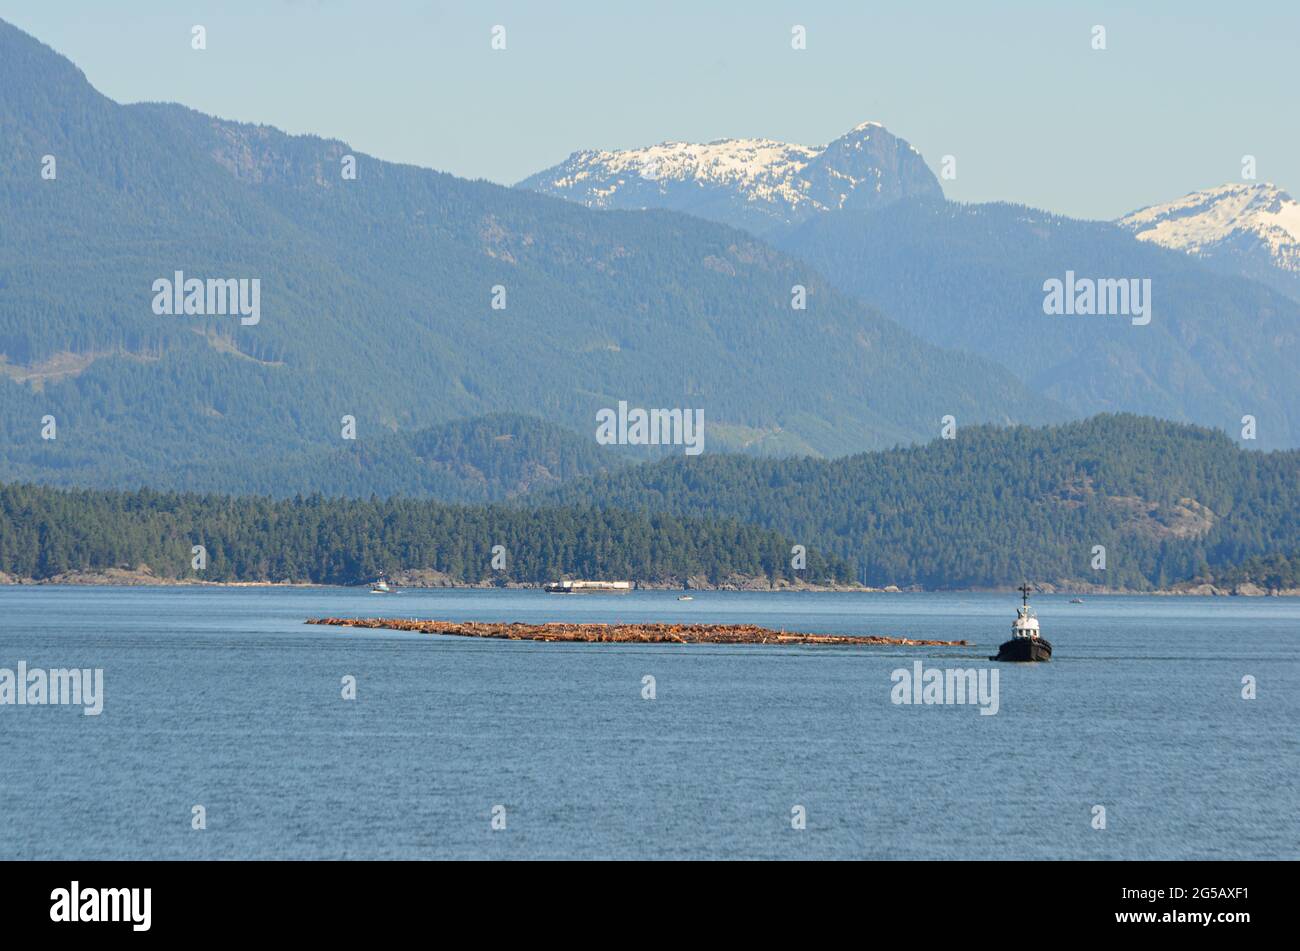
369;573;393;594
677;595;694;601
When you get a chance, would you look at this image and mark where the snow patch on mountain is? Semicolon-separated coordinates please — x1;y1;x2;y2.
555;138;823;211
1117;183;1300;273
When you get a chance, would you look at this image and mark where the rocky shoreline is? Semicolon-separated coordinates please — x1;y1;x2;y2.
0;567;318;587
306;617;971;646
1;566;1294;596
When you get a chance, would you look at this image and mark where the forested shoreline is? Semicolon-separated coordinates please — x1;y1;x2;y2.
0;482;847;586
2;415;1298;592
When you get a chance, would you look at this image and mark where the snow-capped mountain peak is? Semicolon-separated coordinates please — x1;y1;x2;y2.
1117;182;1300;274
518;122;942;234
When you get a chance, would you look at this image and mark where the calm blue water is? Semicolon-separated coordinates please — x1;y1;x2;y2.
0;587;1295;860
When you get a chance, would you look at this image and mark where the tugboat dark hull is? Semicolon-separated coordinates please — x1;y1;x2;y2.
990;637;1052;662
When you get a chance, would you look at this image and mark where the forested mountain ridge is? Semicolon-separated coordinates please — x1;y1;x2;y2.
0;17;1063;497
538;415;1300;590
182;413;634;501
1;412;632;501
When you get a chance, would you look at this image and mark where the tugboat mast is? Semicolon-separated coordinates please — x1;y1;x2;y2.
1019;583;1032;606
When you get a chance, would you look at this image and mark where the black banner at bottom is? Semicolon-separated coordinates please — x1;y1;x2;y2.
0;859;1281;939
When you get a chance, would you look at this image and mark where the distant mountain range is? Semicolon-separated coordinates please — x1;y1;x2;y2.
523;125;1300;448
4;7;1300;520
0;17;1063;493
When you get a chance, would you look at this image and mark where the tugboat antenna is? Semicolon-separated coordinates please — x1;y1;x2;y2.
1019;583;1032;606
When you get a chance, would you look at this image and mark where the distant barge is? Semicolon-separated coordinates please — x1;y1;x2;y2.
307;617;970;647
543;580;632;594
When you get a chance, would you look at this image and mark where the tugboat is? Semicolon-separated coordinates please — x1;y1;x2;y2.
369;572;393;594
990;584;1052;662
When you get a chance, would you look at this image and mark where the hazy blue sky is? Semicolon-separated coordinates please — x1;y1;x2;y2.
2;1;1294;219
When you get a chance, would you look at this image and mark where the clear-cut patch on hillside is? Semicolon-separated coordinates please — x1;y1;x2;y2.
0;349;159;388
195;328;285;367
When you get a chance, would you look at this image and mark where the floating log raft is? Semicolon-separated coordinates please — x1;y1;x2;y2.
306;617;969;647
